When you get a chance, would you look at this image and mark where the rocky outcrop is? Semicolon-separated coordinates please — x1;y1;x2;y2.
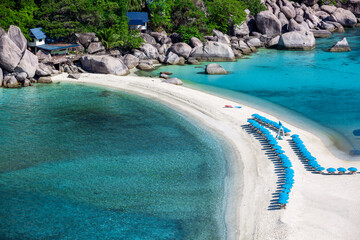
278;31;315;50
255;11;282;37
141;33;156;45
329;37;351;52
15;72;27;82
233;22;250;37
165;52;180;65
7;25;27;53
3;75;19;88
310;29;332;38
205;63;228;75
87;42;105;54
140;43;159;59
169;42;192;58
329;8;357;27
36;50;52;63
14;50;38;78
189;37;203;48
137;60;154;70
190;41;235;61
123;54;139;69
0;29;23;72
80;55;129;75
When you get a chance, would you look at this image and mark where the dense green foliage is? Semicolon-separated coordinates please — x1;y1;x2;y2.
242;0;267;15
0;0;266;49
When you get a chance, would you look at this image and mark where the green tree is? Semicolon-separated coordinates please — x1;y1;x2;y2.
241;0;266;15
206;0;247;33
147;0;174;31
128;0;145;11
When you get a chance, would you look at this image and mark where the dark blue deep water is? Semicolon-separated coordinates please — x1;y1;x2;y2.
155;28;360;154
0;83;227;239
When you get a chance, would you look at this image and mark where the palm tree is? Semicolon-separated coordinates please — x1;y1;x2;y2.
98;28;123;51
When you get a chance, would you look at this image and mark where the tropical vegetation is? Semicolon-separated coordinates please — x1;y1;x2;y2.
0;0;266;49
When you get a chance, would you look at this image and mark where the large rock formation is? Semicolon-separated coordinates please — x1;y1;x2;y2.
7;25;27;53
14;50;38;78
310;29;332;38
0;29;23;72
123;54;139;69
190;41;235;61
87;42;105;54
189;37;203;48
80;55;129;75
165;52;181;65
169;42;192;58
277;31;316;50
329;37;351;52
205;63;228;75
329;8;357;27
140;43;159;59
255;11;282;37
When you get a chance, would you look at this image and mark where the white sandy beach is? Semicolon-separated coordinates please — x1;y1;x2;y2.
52;73;360;240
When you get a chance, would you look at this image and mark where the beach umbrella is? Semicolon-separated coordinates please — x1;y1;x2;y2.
278;198;288;205
292;134;299;138
316;167;325;172
275;149;285;155
279;192;289;199
282;184;293;189
337;167;347;173
283;162;292;168
269;140;278;146
348;167;358;173
273;145;282;150
327;168;336;173
282;188;291;193
284;128;291;133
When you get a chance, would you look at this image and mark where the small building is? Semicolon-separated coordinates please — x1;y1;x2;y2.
28;27;46;48
126;12;149;31
27;27;78;59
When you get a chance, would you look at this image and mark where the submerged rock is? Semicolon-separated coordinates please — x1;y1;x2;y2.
329;37;351;52
278;31;315;51
310;29;332;38
205;63;227;75
163;78;183;85
37;77;53;83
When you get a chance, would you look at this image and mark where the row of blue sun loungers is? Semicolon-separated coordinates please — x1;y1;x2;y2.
291;134;358;175
251;114;291;135
248;119;293;209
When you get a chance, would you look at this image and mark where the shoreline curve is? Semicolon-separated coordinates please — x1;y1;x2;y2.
52;73;360;240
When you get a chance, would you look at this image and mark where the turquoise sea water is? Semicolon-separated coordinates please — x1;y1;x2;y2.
0;83;228;239
154;27;360;155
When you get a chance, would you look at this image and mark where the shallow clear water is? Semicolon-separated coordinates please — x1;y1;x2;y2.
0;83;227;239
154;28;360;154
